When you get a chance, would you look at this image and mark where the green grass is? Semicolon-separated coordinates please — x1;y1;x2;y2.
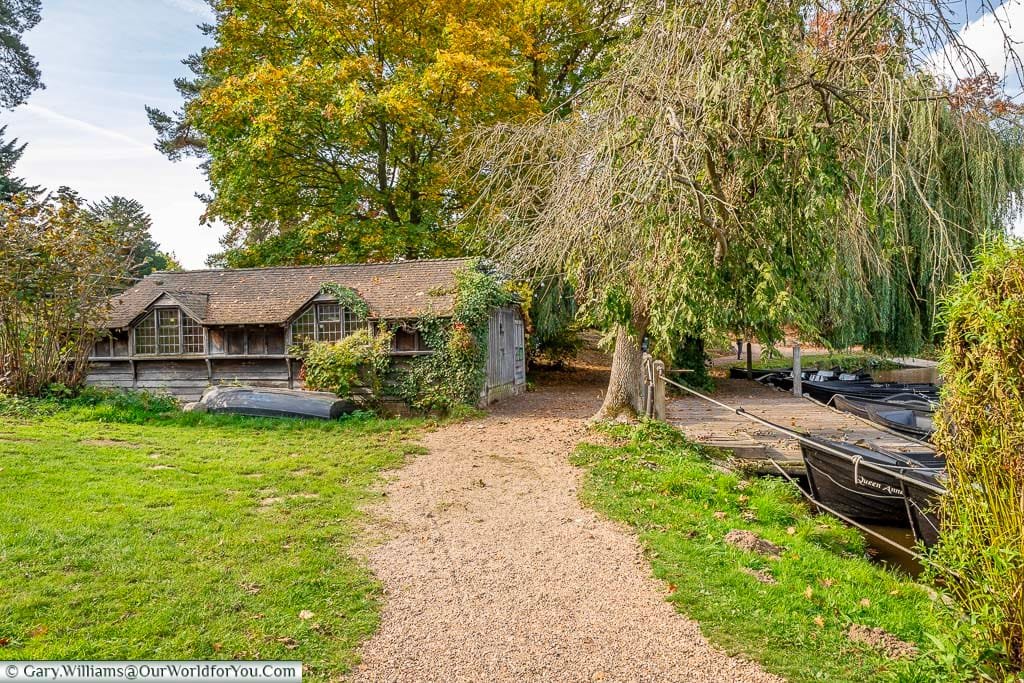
731;352;903;372
0;394;425;679
572;421;949;682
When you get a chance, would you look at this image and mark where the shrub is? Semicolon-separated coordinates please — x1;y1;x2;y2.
0;191;130;396
300;329;393;399
928;239;1024;673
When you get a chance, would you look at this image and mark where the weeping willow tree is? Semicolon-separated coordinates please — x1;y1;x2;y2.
463;0;1024;418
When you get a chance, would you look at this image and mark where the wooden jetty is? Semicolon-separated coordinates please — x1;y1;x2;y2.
666;378;930;475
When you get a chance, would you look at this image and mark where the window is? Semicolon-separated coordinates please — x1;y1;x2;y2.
157;309;180;354
133;308;204;355
317;303;342;342
291;308;315;344
290;302;365;344
182;316;204;354
134;312;157;354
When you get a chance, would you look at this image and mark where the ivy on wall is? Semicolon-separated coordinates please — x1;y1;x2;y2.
320;283;371;320
400;261;515;412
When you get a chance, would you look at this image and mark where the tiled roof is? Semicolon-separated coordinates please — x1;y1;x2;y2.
104;258;472;328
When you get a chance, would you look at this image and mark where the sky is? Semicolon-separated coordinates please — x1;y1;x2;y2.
1;1;1022;269
2;0;223;268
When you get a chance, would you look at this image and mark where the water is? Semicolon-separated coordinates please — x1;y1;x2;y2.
862;525;924;576
873;366;940;385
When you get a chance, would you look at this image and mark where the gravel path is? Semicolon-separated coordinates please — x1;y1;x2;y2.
351;371;781;683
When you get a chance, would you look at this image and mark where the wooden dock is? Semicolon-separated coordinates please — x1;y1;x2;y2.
666;378;929;474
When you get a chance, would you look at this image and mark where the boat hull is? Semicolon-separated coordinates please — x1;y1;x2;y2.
200;386;355;420
902;474;944;547
800;441;913;525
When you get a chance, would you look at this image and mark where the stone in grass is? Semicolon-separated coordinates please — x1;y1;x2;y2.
847;624;918;659
723;529;784;559
739;567;777;584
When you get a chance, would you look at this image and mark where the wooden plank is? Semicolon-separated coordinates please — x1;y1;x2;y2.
667;378;929;475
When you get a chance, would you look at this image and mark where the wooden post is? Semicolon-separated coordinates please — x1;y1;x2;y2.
746;341;753;380
641;353;653;417
736;339;742;361
653;359;666;421
792;344;802;397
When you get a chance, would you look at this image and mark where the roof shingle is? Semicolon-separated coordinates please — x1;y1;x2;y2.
104;258;471;328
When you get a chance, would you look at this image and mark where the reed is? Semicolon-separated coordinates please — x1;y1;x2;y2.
930;240;1024;672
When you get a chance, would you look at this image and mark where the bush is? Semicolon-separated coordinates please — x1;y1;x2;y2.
0;191;130;396
300;329;392;399
928;239;1024;674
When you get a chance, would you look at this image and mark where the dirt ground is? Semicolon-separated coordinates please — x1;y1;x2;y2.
349;365;780;682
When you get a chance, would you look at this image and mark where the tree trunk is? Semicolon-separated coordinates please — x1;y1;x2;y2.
593;319;647;421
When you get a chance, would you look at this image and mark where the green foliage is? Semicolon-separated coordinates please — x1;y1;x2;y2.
928;239;1024;675
469;1;1024;376
0;191;132;396
319;283;370;321
86;196;178;278
0;125;38;199
0;0;43;109
671;336;713;391
151;0;630;264
526;277;581;366
401;263;514;412
0;393;422;678
299;329;393;399
572;421;980;682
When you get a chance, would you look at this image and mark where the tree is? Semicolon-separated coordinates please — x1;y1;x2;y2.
0;124;38;199
466;1;1024;419
149;0;633;265
0;0;43;109
86;196;179;277
0;190;130;395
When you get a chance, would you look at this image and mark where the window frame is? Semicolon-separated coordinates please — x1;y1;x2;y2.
290;301;366;346
132;307;205;356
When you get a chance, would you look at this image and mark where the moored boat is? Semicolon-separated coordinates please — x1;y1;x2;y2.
799;437;944;525
902;470;945;547
832;393;936;419
864;404;935;440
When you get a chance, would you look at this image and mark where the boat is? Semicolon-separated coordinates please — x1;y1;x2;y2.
766;372;939;404
763;368;873;393
902;470;946;547
864;404;935;440
729;367;791;380
799;437;944;525
832;394;936;419
198;386;356;420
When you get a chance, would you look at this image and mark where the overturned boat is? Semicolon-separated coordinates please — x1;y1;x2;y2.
198;386;356;420
799;437;944;526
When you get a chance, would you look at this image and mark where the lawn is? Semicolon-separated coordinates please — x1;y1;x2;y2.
572;422;968;683
0;395;424;679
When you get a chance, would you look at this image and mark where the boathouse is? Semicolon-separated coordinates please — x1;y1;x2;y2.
86;258;526;404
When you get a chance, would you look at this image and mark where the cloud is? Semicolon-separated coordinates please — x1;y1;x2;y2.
160;0;214;19
927;0;1024;84
23;104;152;152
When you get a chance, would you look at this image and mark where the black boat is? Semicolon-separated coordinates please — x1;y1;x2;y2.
832;393;936;419
768;373;939;404
864;404;935;440
799;437;944;525
764;369;873;394
729;367;792;380
902;470;946;547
